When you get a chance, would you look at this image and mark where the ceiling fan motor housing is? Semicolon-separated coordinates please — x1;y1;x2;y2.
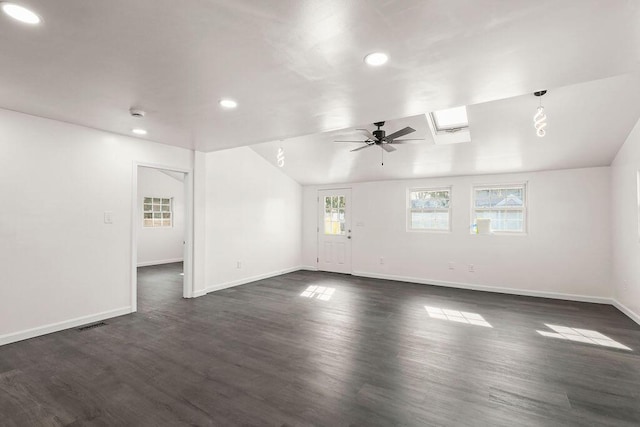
373;129;385;141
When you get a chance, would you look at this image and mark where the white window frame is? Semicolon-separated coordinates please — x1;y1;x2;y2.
471;183;527;235
143;196;173;228
407;187;452;232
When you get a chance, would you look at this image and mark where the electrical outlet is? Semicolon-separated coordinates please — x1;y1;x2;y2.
236;261;242;269
623;280;629;291
468;264;475;273
448;262;455;270
379;257;384;265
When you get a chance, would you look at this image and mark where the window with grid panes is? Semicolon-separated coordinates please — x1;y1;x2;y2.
143;197;173;228
408;188;451;231
323;195;346;235
472;184;526;233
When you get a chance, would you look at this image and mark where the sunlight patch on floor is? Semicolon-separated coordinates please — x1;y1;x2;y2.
300;285;335;301
425;306;492;327
537;324;631;350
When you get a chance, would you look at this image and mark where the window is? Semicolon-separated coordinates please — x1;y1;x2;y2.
472;184;526;233
323;195;345;235
143;197;172;228
408;188;451;231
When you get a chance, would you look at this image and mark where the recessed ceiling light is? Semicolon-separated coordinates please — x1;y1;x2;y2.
132;128;147;135
364;52;388;67
1;2;41;24
219;99;238;109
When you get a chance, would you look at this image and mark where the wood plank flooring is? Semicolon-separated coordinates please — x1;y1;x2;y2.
1;263;640;426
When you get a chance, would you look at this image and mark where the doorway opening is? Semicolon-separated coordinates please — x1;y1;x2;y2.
131;163;194;313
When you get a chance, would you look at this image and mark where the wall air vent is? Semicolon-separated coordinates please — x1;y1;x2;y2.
78;322;107;331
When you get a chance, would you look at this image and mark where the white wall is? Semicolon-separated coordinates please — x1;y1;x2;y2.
302;167;611;300
137;167;185;266
205;146;302;291
0;108;194;344
611;117;640;323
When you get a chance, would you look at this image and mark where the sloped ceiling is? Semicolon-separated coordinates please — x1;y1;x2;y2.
1;0;639;153
251;73;640;184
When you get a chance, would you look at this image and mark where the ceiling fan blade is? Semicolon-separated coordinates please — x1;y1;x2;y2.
384;126;416;141
380;143;396;152
390;139;424;144
356;128;379;141
350;144;374;152
333;140;367;143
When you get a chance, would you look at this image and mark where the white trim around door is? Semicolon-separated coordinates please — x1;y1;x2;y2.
131;162;195;313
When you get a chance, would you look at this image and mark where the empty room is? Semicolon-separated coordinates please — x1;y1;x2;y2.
1;1;640;425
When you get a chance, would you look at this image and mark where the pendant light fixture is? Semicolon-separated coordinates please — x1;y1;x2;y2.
277;146;285;168
533;90;547;137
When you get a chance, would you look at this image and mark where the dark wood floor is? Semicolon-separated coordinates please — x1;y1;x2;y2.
1;264;640;426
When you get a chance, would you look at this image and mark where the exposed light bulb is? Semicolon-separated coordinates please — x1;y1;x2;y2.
277;147;285;168
533;106;547;137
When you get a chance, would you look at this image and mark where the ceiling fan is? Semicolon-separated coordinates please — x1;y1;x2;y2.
334;121;423;165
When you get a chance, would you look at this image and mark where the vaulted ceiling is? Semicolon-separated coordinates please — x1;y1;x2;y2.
251;73;640;184
2;0;639;158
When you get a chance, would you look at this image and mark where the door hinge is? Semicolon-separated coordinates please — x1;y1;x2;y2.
317;226;319;232
317;257;319;263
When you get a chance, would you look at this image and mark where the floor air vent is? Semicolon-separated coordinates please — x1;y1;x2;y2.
78;322;107;331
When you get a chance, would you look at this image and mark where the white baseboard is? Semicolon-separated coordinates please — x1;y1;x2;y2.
0;306;132;347
351;271;613;305
300;265;318;271
137;258;183;267
613;300;640;326
192;289;208;298
204;266;302;294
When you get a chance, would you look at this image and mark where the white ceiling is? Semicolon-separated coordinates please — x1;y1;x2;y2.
251;73;640;184
1;0;640;154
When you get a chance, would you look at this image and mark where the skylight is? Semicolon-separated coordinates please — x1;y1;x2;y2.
430;106;469;132
426;106;471;145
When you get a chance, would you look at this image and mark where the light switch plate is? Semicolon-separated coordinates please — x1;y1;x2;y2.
104;211;113;224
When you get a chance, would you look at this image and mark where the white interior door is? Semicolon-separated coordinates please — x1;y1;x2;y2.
317;189;352;274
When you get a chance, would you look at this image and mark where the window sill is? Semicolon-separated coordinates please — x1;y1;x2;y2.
469;231;528;236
